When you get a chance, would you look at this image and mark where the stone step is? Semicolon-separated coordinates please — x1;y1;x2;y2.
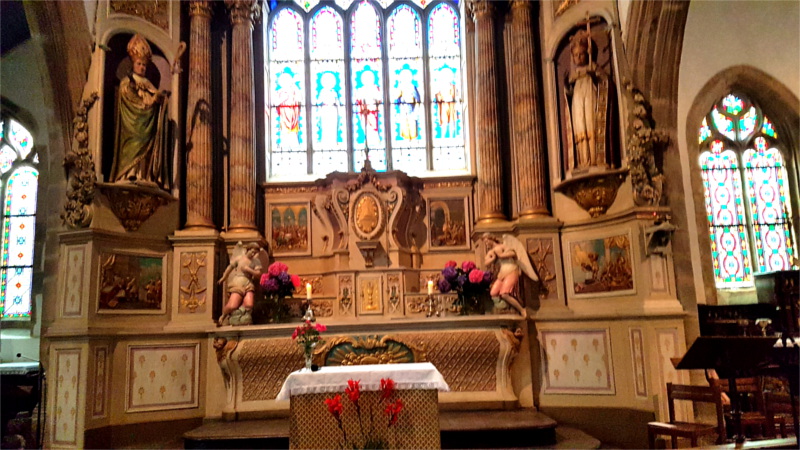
182;409;599;449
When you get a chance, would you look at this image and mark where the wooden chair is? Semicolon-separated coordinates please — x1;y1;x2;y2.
711;377;775;438
648;383;726;449
764;391;795;438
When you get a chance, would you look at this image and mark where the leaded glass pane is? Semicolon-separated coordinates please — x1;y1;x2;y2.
699;147;752;287
9;120;32;159
428;2;465;170
351;1;385;169
738;106;757;141
0;146;16;174
311;7;347;174
743;141;795;272
698;117;711;144
269;9;307;177
722;94;744;116
1;267;32;319
6;167;37;216
711;107;735;141
388;5;425;174
3;216;35;267
761;116;777;138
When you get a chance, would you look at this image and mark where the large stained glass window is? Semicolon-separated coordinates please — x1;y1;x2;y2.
698;94;796;288
0;118;38;319
266;0;466;179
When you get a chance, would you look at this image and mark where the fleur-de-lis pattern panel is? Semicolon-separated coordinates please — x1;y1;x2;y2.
93;346;109;418
629;328;648;398
53;348;81;445
126;344;199;412
62;245;85;317
655;328;689;420
540;329;615;394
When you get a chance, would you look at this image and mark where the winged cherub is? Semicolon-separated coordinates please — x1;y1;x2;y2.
482;233;539;318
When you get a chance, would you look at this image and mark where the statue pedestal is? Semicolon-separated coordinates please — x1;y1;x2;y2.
554;168;628;218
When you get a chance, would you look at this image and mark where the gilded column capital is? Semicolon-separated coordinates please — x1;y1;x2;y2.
509;0;534;11
468;0;494;19
226;0;260;26
189;0;213;18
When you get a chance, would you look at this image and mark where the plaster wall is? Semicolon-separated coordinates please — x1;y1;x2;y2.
676;0;800;305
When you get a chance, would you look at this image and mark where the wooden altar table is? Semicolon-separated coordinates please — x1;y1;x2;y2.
276;362;449;449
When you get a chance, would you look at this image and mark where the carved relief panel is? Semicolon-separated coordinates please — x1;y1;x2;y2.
357;274;383;315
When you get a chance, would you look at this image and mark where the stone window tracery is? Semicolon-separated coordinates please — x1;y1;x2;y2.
266;0;466;180
698;94;797;288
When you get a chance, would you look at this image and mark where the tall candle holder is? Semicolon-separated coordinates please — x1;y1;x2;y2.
425;294;441;318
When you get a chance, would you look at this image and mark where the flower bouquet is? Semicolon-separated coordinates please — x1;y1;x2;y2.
256;261;300;323
437;260;493;315
293;319;326;370
325;378;404;449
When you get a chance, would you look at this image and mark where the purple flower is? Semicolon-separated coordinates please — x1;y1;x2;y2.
482;270;494;285
442;266;458;282
278;271;291;285
456;274;467;287
437;278;452;293
263;278;279;293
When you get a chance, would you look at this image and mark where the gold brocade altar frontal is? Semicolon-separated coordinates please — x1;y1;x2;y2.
289;390;440;450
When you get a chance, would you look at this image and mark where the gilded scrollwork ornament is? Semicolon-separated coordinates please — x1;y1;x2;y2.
62;92;100;229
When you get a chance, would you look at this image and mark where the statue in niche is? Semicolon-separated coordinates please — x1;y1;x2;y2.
560;18;617;175
482;234;540;318
110;34;170;188
218;242;262;326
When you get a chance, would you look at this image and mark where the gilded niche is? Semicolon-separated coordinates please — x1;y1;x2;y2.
353;192;383;239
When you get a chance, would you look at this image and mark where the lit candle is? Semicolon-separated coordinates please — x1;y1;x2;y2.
306;283;312;300
427;280;434;296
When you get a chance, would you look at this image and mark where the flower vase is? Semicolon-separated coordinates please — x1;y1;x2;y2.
303;343;316;371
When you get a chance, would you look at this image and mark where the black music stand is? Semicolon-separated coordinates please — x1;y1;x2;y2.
676;336;778;444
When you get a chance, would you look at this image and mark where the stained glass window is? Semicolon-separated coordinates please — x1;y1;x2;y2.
0;118;38;319
697;94;797;288
265;0;466;179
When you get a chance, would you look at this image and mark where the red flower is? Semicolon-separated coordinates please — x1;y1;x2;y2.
468;269;484;284
345;379;361;404
268;261;288;277
315;323;327;332
290;274;301;288
384;398;403;426
461;260;476;272
380;378;395;400
325;394;343;419
444;260;457;268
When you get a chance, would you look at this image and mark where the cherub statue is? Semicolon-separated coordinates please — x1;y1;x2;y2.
482;233;539;318
218;242;262;326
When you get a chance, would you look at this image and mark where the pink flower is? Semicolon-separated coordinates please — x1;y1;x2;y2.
468;269;484;284
315;323;327;332
259;273;270;287
444;260;457;268
461;261;476;272
268;262;288;277
290;274;301;288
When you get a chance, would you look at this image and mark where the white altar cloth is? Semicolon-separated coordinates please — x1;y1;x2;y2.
276;362;449;401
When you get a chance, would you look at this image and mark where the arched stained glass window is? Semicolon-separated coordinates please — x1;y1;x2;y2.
0;118;38;319
266;0;466;180
698;94;796;288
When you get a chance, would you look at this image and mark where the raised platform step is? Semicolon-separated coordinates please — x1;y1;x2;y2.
183;409;574;449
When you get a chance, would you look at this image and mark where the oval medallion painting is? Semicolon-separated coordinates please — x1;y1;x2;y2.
354;193;382;239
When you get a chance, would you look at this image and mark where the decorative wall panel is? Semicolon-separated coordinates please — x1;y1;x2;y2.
567;233;634;297
126;344;199;412
403;330;498;392
540;329;615;394
526;237;558;300
109;1;170;31
52;349;81;446
238;338;304;402
92;346;109;418
629;328;647;398
62;246;85;317
179;251;208;313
